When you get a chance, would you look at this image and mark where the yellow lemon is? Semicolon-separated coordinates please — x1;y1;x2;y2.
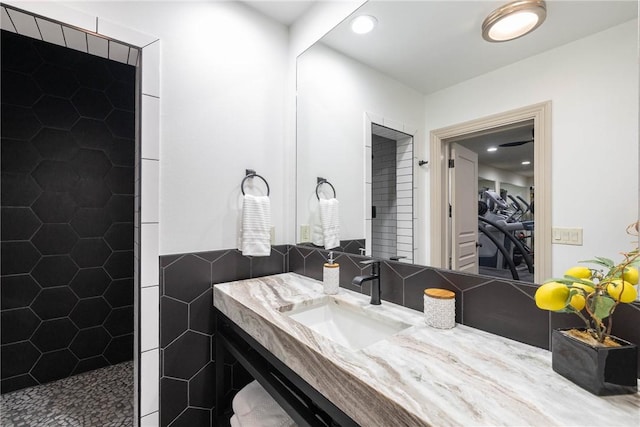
535;282;570;311
564;266;592;279
607;279;637;303
569;293;586;311
571;281;594;295
622;267;639;285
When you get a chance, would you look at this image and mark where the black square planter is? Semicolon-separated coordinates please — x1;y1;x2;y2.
551;329;638;396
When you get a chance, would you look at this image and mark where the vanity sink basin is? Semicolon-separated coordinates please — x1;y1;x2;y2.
280;296;411;350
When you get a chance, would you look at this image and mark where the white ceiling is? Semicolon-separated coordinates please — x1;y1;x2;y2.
243;0;317;26
320;0;637;95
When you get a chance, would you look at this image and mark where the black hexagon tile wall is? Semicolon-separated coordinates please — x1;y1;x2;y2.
1;30;135;393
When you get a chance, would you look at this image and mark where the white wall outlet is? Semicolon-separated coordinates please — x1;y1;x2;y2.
552;227;583;245
270;226;275;244
300;224;310;242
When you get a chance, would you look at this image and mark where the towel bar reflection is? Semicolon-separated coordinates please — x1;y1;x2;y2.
241;169;270;196
316;177;336;200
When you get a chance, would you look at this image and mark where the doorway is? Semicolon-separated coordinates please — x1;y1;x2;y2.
367;122;415;263
450;122;535;282
430;102;551;283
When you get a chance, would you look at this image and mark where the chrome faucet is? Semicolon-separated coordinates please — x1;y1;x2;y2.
352;259;381;305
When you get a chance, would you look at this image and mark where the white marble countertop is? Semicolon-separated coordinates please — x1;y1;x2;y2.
213;273;639;426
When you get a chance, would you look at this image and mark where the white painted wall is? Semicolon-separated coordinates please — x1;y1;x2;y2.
296;42;425;242
423;20;639;276
62;0;289;255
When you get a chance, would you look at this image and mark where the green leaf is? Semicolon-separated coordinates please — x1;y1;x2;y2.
563;276;596;286
580;257;615;268
591;295;616;321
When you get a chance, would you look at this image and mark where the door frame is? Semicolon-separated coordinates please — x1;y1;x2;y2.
429;101;551;283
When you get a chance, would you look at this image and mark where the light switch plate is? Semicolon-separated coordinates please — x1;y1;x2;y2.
552;227;583;245
300;225;310;242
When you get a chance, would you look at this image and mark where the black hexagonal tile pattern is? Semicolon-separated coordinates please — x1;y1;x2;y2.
70;327;111;359
103;278;133;308
164;331;210;380
32;160;79;192
104;223;133;250
32;127;79;161
32;255;78;288
32;318;79;352
105;80;134;111
1;308;40;344
72;87;112;119
105;109;134;139
70;238;112;267
71;118;113;152
103;334;133;364
104;251;133;279
31;287;78;320
71;149;111;179
105;167;133;195
1;105;42;140
32;192;77;223
1;241;40;275
1;139;41;173
31;349;78;384
1;275;40;310
70;297;111;329
72;177;112;208
1;172;41;206
33;63;79;98
1;30;135;392
104;306;133;337
164;255;212;303
70;208;112;237
33;96;79;129
1;207;41;240
1;341;41;379
69;268;112;298
1;70;41;106
32;224;78;255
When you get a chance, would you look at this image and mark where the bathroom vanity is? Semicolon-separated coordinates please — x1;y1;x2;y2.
213;273;639;426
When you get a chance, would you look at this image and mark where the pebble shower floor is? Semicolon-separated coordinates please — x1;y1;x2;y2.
0;361;133;426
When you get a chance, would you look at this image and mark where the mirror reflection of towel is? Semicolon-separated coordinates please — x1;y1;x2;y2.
240;194;271;256
319;198;340;249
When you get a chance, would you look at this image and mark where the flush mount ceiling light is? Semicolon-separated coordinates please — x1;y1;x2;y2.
522;160;531;165
482;0;547;42
487;147;498;152
351;15;377;34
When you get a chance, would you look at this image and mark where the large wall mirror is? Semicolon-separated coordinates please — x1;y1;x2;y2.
296;0;639;283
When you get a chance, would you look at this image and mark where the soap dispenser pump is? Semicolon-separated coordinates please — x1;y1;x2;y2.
323;251;339;295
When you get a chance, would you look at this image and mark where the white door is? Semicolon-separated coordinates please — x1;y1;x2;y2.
451;143;478;274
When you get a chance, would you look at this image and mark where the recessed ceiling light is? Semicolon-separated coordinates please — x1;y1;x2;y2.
351;15;377;34
482;0;547;42
522;160;531;165
487;147;498;152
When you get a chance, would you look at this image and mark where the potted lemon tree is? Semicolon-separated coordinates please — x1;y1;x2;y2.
534;222;639;395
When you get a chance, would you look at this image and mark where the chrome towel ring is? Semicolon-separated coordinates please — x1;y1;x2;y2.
316;177;336;200
241;169;270;196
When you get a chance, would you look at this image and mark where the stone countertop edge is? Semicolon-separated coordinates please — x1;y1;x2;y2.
213;272;639;427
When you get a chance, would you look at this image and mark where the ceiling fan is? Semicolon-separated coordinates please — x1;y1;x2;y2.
499;129;534;148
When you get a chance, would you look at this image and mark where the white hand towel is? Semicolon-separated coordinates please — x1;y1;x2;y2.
319;198;340;250
240;194;271;257
232;380;296;427
310;206;324;247
230;414;241;427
